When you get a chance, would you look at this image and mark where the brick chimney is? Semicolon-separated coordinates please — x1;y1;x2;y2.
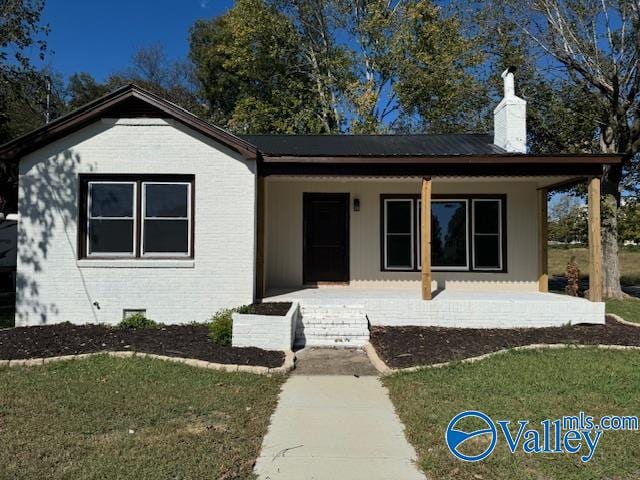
493;67;526;153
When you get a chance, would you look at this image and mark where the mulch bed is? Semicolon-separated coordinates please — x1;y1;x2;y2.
249;302;292;316
0;323;284;367
370;316;640;369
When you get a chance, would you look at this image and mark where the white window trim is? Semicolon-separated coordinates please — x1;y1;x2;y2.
471;198;503;271
86;181;137;257
141;182;192;257
430;199;470;271
383;198;414;270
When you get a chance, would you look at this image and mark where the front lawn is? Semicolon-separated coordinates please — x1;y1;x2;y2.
385;349;640;480
549;246;640;285
606;299;640;322
0;356;284;479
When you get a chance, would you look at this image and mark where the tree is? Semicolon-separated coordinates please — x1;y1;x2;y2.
190;0;487;134
548;194;588;244
66;72;109;111
619;197;640;245
190;0;326;133
275;0;351;132
484;0;640;298
66;46;203;115
0;0;50;213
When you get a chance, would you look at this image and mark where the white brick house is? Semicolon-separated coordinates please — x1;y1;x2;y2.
0;76;621;340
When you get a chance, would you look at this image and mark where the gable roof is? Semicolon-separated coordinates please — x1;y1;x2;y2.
241;133;508;157
0;84;258;161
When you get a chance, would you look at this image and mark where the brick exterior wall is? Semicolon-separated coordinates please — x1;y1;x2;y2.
16;118;256;326
232;302;299;350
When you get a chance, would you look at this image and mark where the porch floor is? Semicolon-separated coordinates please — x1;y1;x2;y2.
262;287;605;328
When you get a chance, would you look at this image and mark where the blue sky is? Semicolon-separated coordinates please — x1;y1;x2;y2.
36;0;234;81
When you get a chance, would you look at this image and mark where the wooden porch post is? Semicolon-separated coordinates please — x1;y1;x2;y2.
256;176;266;299
421;177;432;300
588;177;603;302
537;188;549;292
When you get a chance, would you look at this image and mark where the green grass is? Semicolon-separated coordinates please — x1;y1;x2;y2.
549;246;640;285
385;349;640;480
0;356;284;479
606;299;640;323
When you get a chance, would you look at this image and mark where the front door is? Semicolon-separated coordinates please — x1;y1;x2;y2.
303;193;350;284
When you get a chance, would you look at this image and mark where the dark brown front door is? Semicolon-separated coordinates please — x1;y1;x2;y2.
303;193;350;283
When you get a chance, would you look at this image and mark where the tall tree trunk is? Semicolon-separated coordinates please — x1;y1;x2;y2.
600;119;627;299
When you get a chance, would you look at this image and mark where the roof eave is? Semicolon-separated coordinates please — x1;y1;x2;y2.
0;84;258;162
260;153;623;165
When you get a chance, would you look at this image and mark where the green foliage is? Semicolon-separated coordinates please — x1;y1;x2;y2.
619;198;640;245
118;313;157;329
391;1;486;133
190;0;326;134
208;305;250;346
548;194;587;244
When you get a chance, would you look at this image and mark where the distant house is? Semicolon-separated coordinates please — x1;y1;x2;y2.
0;70;620;345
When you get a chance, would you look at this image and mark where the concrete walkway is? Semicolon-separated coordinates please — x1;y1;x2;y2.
254;375;426;479
293;348;378;376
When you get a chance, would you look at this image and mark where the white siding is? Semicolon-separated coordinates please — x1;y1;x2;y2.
16;118;256;326
265;178;539;290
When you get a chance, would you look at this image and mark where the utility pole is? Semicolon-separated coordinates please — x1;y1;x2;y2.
45;76;51;124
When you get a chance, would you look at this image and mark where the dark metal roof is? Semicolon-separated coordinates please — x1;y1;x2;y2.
240;134;507;157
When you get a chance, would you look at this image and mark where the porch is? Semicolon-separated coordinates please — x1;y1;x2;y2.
263;286;605;329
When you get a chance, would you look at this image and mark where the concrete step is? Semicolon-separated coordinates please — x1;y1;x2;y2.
300;317;368;325
297;327;370;337
295;303;370;348
294;337;369;348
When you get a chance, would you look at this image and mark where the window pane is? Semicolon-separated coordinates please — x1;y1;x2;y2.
432;201;467;267
474;201;500;234
90;183;133;217
386;201;412;234
145;184;188;218
88;219;134;253
474;235;501;269
144;220;189;254
387;235;412;268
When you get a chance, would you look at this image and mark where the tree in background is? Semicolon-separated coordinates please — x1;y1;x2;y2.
190;0;326;133
189;0;485;134
476;0;640;298
548;194;588;244
0;0;52;213
619;198;640;245
67;45;202;115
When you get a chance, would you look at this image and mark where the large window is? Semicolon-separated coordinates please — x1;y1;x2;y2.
381;194;505;272
80;175;194;259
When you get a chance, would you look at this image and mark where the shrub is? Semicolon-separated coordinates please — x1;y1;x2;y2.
565;256;581;297
208;305;251;346
119;313;157;329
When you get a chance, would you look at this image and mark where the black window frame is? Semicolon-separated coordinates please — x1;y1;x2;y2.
78;174;195;260
380;193;507;273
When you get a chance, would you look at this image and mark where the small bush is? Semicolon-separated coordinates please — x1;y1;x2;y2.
208;306;251;346
565;256;581;297
119;313;157;329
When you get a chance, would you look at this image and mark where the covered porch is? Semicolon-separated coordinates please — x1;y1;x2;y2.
255;173;605;328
